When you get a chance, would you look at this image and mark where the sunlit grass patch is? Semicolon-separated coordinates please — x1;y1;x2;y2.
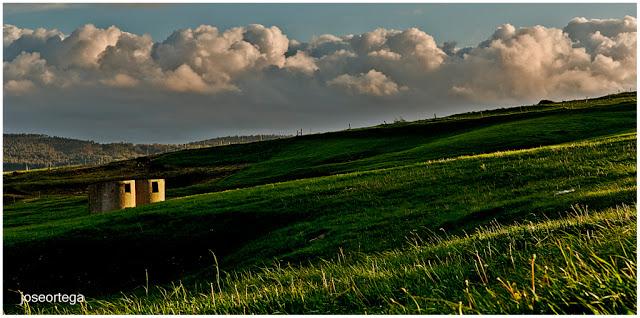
22;205;635;314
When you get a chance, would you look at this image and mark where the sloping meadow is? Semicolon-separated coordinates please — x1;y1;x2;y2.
20;205;637;314
5;133;636;313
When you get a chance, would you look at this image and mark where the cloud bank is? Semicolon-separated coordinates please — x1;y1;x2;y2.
3;16;636;142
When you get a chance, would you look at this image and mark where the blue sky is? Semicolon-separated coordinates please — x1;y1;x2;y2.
3;3;637;143
4;3;636;47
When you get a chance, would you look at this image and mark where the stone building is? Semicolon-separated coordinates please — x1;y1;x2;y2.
88;178;165;213
135;178;165;206
88;180;136;213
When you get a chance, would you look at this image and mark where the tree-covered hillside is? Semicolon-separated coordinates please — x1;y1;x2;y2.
3;134;288;171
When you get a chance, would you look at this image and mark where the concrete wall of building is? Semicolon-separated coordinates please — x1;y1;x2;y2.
116;180;137;210
135;179;165;206
88;183;105;213
88;180;136;213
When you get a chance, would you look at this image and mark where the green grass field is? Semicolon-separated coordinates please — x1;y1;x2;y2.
3;92;637;314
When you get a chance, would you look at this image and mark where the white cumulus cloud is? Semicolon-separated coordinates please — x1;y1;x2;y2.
328;69;406;96
3;17;636;102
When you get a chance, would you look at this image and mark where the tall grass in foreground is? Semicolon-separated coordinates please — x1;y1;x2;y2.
22;204;636;314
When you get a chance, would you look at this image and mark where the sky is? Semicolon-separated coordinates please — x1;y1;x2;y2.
3;3;637;143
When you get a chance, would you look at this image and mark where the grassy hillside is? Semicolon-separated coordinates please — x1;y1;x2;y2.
4;92;635;199
3;92;637;314
22;205;636;314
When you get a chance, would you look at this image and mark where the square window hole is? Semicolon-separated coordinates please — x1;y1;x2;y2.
152;181;159;193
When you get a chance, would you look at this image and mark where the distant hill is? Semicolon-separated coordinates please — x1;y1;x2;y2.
3;133;288;171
